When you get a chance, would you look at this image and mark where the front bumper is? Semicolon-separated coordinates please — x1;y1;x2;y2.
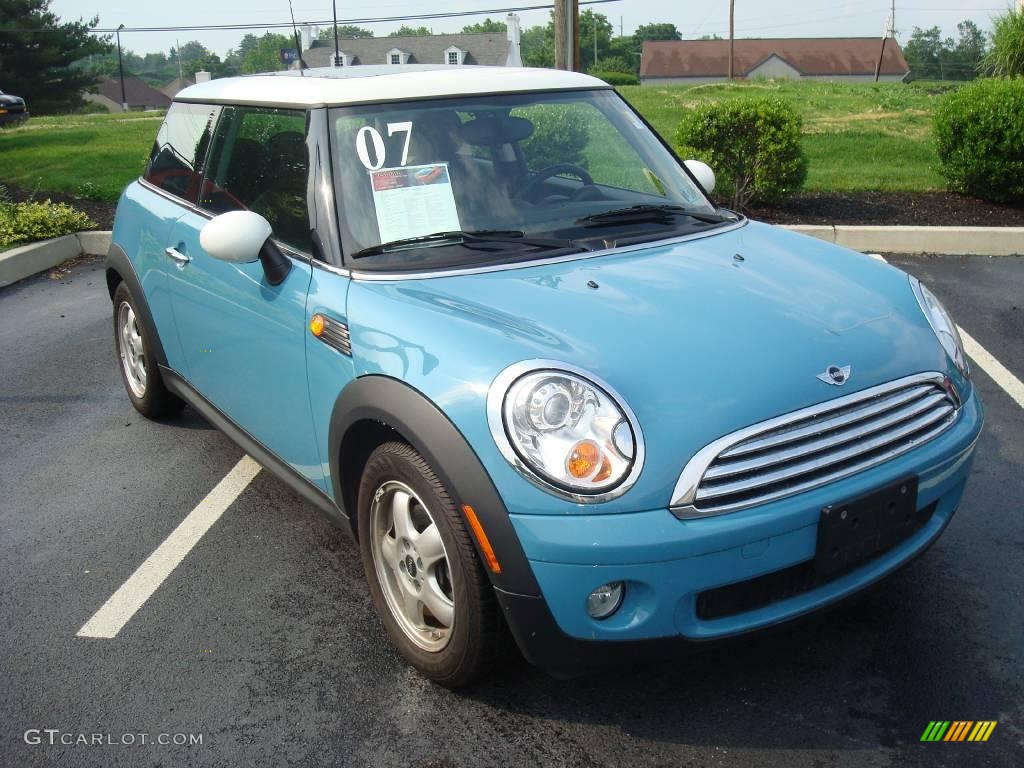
498;389;983;677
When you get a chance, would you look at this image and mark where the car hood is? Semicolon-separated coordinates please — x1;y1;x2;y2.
0;94;25;106
349;221;954;512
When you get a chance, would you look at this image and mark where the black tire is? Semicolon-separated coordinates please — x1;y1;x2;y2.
357;441;503;687
112;281;184;419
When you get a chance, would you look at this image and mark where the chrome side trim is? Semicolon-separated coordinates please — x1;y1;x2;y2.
485;360;646;504
347;218;747;282
669;372;960;518
138;177;213;219
311;259;351;278
315;315;352;356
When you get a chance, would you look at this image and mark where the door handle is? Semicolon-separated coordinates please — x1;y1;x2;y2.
165;247;191;266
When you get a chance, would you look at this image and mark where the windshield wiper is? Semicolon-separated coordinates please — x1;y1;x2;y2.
576;204;735;227
352;230;584;259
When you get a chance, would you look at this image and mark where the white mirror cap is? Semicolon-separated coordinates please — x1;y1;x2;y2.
684;159;716;195
199;210;273;263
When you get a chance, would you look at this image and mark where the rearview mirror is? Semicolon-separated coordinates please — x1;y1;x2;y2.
200;210;291;286
684;159;716;195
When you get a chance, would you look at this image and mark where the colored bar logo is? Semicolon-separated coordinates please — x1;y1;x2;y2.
920;721;997;742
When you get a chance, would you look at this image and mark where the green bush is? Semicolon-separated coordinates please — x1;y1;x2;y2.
675;97;807;210
0;200;96;247
983;10;1024;78
933;78;1024;203
589;71;639;86
514;103;589;169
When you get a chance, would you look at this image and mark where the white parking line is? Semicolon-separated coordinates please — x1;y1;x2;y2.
871;253;1024;410
959;328;1024;410
77;456;261;639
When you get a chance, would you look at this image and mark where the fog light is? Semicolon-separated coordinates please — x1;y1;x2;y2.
586;581;624;619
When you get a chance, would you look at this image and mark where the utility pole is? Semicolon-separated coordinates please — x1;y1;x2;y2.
175;38;183;80
116;24;127;112
873;0;895;82
728;0;735;80
593;14;598;70
553;0;580;71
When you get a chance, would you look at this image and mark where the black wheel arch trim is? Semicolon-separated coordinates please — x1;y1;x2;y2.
105;244;169;369
329;375;541;597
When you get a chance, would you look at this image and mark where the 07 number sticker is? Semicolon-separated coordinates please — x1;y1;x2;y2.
356;121;413;170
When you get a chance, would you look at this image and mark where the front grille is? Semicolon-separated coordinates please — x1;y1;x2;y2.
671;373;960;517
696;501;937;620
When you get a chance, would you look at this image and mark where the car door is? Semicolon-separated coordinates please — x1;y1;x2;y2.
164;105;324;489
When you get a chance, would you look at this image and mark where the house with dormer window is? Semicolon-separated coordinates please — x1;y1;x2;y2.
303;31;517;69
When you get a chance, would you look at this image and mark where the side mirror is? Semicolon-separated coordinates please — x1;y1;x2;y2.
684;159;716;195
200;210;291;286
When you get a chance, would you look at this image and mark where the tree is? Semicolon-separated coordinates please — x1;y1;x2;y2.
240;32;293;74
390;25;432;37
462;18;506;34
904;22;986;81
905;26;946;79
318;25;373;40
983;9;1024;78
521;24;553;68
0;0;109;113
633;23;681;46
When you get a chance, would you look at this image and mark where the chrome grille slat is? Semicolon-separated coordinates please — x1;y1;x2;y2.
670;372;961;518
696;404;954;502
719;383;935;459
704;392;951;481
694;416;956;513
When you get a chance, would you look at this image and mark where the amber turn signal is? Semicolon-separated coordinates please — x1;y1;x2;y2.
566;440;602;479
309;313;325;337
461;504;502;574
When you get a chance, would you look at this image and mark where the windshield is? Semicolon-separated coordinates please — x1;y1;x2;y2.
329;89;725;272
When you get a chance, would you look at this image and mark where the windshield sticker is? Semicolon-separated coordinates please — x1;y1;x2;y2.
370;163;461;244
356;121;414;170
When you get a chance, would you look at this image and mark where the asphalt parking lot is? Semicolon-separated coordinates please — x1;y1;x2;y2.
1;252;1021;768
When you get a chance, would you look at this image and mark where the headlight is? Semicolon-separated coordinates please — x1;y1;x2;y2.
910;276;969;378
487;361;644;502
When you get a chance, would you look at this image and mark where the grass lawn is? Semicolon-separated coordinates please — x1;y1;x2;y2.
619;79;954;192
0;112;161;201
0;81;957;202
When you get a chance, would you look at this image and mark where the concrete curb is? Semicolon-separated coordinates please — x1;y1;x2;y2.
0;230;112;288
782;225;1024;256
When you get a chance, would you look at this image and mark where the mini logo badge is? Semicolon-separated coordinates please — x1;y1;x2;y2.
817;364;851;386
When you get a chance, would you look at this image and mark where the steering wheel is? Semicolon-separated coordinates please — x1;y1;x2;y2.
516;164;594;202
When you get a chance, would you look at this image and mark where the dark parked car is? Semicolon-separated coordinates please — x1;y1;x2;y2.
0;90;29;125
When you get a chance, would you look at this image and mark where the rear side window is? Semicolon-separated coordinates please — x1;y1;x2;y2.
199;107;311;253
144;102;220;203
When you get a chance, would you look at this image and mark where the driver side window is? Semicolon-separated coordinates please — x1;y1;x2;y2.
199;107;312;253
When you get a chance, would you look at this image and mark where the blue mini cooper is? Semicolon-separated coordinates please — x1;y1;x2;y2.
107;66;983;686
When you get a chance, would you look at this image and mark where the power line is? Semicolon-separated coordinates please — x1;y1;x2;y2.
83;1;620;34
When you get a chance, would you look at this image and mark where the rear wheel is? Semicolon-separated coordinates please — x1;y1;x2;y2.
357;441;502;687
112;282;183;419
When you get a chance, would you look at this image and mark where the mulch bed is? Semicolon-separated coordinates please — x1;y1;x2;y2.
4;181;1022;231
2;181;115;230
749;191;1024;227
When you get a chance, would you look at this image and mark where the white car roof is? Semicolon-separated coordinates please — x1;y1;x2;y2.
176;65;610;108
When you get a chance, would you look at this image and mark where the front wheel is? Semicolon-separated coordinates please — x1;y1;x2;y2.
357;441;503;687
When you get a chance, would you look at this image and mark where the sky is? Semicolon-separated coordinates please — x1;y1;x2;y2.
50;0;1017;58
